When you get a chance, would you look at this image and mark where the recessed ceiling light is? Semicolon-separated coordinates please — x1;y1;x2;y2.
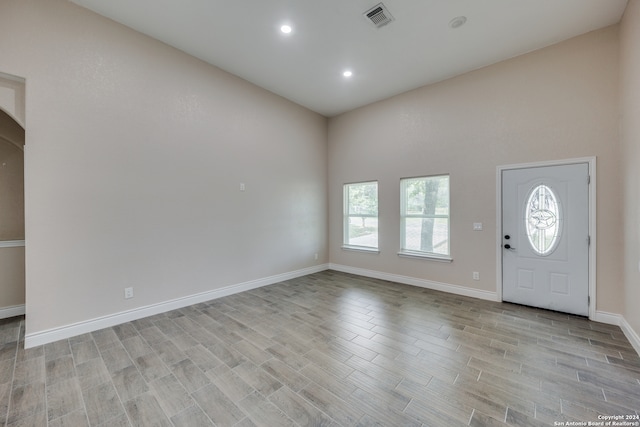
343;70;353;78
449;16;467;29
280;25;292;34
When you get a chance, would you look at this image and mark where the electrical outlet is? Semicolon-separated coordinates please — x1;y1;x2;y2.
314;253;318;260
124;287;134;299
472;272;480;281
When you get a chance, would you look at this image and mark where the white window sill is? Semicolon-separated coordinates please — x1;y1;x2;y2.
342;245;380;254
397;251;452;262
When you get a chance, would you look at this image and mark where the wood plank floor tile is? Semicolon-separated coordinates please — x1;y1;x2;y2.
428;377;507;421
170;358;210;393
112;324;138;342
46;378;83;421
2;270;638;426
12;356;44;388
348;387;421;426
133;352;170;383
399;380;473;425
44;341;71;363
233;361;283;397
182;344;222;373
70;340;99;365
81;382;124;426
299;381;364;426
6;382;45;424
469;409;507;426
453;374;535;417
0;382;10;422
74;358;111;392
299;363;358;400
110;365;148;402
205;364;254;402
192;383;245;426
124;392;172;427
601;387;640;412
238;391;297;427
269;386;335;426
170;405;214;427
90;329;120;352
148;374;194;418
47;409;89;427
46;355;75;386
99;345;134;374
151;339;187;366
121;336;152;360
261;358;310;392
6;408;46;427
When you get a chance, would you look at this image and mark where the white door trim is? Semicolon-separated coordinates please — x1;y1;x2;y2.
496;157;596;320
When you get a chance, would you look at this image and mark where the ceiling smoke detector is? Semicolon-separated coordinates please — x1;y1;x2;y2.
449;16;467;29
363;3;395;29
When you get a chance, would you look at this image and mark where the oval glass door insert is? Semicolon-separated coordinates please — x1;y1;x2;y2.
525;184;561;256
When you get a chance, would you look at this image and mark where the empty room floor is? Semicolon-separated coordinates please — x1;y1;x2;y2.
0;270;639;426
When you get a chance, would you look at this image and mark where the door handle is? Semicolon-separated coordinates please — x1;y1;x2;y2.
503;244;516;250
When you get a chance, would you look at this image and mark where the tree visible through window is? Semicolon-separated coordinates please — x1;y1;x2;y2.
343;181;378;249
400;175;450;257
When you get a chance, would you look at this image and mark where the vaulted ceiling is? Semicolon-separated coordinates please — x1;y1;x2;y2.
70;0;628;117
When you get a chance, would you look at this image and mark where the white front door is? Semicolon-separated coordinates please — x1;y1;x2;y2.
502;163;589;316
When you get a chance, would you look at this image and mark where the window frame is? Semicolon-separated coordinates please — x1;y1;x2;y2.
342;181;379;253
399;174;452;261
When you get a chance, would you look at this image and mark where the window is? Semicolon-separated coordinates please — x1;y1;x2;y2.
343;181;378;250
525;184;561;256
400;175;450;258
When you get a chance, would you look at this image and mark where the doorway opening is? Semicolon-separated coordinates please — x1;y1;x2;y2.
0;71;26;319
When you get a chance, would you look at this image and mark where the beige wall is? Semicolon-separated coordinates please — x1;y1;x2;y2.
620;0;640;336
0;0;328;336
328;26;622;314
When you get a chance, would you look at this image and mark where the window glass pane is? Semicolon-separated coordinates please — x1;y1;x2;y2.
403;218;449;255
344;182;378;249
525;184;561;256
401;175;450;256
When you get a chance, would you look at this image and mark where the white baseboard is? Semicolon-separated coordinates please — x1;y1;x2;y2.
593;310;621;326
0;304;25;319
24;264;329;348
328;263;499;302
620;316;640;356
23;261;640;357
593;311;640;356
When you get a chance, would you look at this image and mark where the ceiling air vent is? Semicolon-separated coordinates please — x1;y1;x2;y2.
363;3;395;29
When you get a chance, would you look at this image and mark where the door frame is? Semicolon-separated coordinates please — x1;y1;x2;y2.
496;157;596;320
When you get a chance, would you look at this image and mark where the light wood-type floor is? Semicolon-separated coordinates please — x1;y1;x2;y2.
1;270;639;426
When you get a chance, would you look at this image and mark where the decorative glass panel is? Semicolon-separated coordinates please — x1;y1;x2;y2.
525;184;561;256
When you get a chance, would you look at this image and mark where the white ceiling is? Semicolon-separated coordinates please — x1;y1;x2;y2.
70;0;628;117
